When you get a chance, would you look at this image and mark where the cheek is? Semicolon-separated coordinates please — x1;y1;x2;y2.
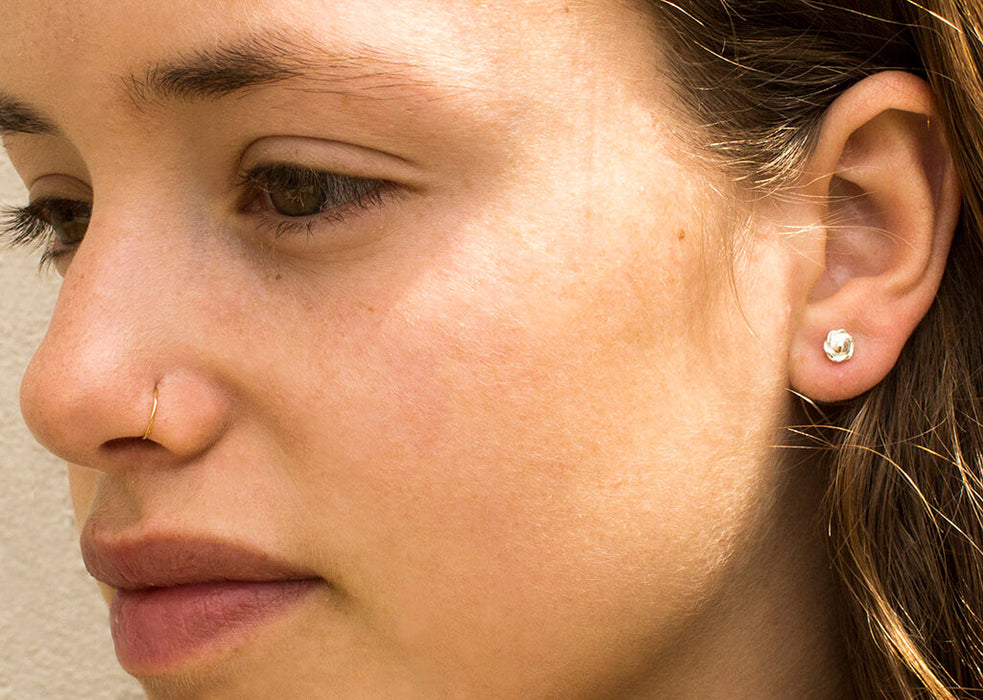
263;186;783;678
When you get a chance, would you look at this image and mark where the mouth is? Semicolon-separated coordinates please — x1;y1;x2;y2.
81;529;325;673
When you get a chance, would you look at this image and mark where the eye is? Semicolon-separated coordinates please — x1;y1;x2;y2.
241;164;386;222
0;197;91;269
41;199;91;246
267;169;331;217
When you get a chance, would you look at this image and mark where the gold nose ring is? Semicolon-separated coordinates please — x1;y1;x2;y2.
142;386;159;441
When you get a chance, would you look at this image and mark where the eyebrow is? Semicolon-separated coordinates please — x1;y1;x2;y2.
122;30;434;105
1;30;442;136
0;94;60;136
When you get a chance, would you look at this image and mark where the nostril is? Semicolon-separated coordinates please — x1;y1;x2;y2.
98;385;162;452
102;436;163;452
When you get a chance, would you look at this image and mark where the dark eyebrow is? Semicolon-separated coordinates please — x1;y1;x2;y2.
0;93;60;136
1;30;443;136
121;30;433;107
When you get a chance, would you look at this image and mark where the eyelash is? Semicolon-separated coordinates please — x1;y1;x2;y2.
0;198;90;271
0;166;392;270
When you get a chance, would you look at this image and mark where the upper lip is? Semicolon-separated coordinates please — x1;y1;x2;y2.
81;524;316;591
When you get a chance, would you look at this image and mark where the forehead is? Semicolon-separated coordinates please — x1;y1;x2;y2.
0;0;661;108
0;1;469;127
0;0;676;187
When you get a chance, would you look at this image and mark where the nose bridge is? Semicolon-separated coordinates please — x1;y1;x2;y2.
19;195;227;467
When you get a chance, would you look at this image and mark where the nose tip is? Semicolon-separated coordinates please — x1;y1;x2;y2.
21;341;229;467
18;237;231;470
19;333;151;461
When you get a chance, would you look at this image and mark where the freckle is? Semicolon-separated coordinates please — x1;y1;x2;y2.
368;307;375;313
275;273;282;281
676;229;686;242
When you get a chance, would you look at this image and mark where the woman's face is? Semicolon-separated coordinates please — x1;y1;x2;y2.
2;0;802;697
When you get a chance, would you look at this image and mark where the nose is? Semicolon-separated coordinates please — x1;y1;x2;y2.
19;205;231;470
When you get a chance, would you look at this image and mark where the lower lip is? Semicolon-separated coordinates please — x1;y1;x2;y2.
110;579;321;672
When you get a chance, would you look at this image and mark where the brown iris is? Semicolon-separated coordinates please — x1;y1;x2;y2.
256;165;381;220
267;174;325;217
42;199;90;246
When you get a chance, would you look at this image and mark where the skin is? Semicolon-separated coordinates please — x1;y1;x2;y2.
9;0;950;697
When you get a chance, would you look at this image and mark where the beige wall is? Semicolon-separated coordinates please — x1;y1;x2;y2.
0;152;143;698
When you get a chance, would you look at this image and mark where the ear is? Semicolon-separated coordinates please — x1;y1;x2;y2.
786;71;961;402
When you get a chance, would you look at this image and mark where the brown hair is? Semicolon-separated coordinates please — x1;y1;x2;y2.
645;1;983;697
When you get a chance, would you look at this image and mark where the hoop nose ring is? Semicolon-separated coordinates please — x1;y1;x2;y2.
142;386;159;441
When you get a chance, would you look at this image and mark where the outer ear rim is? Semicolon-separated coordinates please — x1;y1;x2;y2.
786;71;961;403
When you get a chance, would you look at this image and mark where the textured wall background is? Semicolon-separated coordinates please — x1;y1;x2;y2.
0;151;143;698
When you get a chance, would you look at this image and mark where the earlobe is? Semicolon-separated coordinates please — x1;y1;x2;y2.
787;71;961;402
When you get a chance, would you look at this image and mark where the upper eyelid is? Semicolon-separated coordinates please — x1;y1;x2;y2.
237;164;390;208
21;165;382;206
18;171;94;200
236;162;377;186
28;194;90;207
